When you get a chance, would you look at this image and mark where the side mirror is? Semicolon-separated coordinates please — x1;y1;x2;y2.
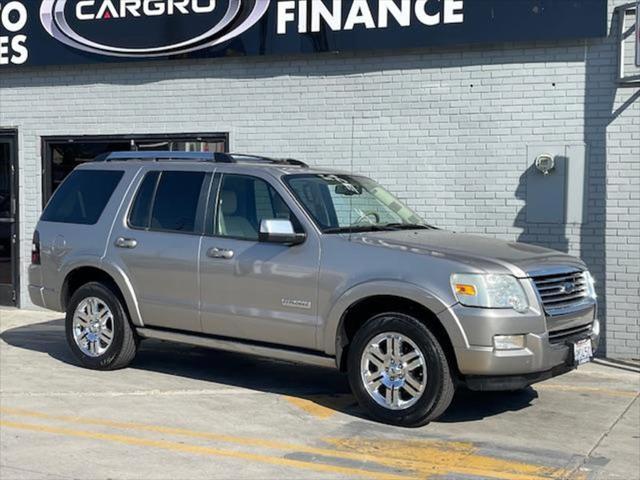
335;184;362;196
259;219;306;245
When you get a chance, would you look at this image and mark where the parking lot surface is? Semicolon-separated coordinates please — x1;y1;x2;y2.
1;308;638;480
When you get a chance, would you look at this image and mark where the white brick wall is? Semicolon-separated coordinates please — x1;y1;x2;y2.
1;1;638;358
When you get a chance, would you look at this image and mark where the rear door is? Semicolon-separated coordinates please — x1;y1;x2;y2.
109;167;211;332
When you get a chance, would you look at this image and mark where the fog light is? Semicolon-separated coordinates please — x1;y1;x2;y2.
591;319;600;338
493;335;526;350
591;320;600;352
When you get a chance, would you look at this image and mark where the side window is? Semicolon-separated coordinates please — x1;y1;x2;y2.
254;179;274;221
286;176;336;228
128;171;159;229
216;174;301;241
149;171;206;233
41;170;123;225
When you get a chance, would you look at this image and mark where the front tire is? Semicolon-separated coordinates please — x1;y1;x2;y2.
347;312;455;427
65;282;138;370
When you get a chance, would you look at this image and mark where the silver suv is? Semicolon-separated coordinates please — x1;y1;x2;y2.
29;151;599;427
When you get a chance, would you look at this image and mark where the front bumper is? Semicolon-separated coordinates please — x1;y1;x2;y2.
449;302;598;381
464;363;575;391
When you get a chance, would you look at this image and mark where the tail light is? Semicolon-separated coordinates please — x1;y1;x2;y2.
31;230;41;265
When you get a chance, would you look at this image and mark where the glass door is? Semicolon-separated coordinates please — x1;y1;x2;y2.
0;133;18;306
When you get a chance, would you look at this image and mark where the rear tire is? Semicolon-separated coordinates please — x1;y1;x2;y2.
65;282;138;370
347;312;455;427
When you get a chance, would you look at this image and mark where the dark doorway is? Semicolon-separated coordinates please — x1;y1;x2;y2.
0;131;19;306
42;133;228;205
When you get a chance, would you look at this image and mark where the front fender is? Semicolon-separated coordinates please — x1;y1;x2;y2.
321;280;468;358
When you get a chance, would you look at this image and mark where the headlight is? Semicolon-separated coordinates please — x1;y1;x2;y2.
584;271;597;299
451;273;529;313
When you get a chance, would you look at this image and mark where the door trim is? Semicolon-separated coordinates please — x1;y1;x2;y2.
0;129;19;307
137;327;337;369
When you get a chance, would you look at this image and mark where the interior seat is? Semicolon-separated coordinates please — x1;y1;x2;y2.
218;190;258;240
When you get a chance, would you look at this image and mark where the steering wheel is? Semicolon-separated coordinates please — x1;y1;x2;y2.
354;211;380;225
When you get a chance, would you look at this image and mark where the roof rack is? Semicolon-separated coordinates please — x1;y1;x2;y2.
229;154;309;168
98;151;308;168
100;151;235;163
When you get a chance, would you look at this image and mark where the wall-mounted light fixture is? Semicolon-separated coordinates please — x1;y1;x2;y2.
535;153;555;175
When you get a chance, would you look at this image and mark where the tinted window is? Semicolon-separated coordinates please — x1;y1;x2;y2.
151;171;206;233
129;172;159;229
41;170;123;225
216;175;301;241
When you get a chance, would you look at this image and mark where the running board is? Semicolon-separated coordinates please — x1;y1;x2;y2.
136;328;337;369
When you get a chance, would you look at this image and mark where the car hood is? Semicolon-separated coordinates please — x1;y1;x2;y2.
351;229;586;276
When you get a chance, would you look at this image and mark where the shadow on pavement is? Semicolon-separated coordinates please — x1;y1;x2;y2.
1;318;537;423
592;358;640;374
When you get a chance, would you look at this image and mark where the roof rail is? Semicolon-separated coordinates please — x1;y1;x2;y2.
100;151;235;163
97;151;308;168
229;154;309;168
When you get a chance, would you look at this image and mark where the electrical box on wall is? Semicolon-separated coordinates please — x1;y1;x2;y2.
525;144;588;224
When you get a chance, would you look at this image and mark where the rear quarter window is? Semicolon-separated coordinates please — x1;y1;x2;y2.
41;170;124;225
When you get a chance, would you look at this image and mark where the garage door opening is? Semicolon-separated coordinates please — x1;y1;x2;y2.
42;133;229;205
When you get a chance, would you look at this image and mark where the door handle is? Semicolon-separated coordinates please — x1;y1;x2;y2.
115;237;138;249
207;247;234;260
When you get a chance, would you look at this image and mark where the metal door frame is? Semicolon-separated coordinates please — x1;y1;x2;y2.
41;133;229;206
0;129;19;306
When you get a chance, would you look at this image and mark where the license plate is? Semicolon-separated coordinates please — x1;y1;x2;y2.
573;339;593;365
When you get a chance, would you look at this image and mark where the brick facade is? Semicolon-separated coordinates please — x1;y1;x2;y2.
1;1;638;358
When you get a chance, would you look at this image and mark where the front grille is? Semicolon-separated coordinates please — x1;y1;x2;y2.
531;269;590;315
548;323;592;344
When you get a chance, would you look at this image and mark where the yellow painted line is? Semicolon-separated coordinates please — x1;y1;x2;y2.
0;420;409;480
535;385;640;398
284;396;336;418
0;406;331;453
0;407;572;480
325;438;577;480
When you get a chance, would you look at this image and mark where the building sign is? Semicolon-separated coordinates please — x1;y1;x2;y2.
1;0;608;68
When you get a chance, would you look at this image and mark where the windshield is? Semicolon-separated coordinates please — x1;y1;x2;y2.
285;174;433;233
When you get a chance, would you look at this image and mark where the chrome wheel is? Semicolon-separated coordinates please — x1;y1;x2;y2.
360;332;427;410
72;297;114;357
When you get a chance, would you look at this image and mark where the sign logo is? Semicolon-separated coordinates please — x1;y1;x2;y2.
40;0;271;57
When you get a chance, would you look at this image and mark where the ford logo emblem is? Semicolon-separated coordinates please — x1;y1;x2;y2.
40;0;271;57
561;281;576;294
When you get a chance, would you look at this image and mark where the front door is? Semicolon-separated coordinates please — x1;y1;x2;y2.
0;133;18;306
199;172;320;350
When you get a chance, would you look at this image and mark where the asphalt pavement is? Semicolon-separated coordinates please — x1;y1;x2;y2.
1;308;638;480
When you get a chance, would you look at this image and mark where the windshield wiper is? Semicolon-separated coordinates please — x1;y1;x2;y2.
323;225;394;234
382;223;437;230
324;223;437;234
